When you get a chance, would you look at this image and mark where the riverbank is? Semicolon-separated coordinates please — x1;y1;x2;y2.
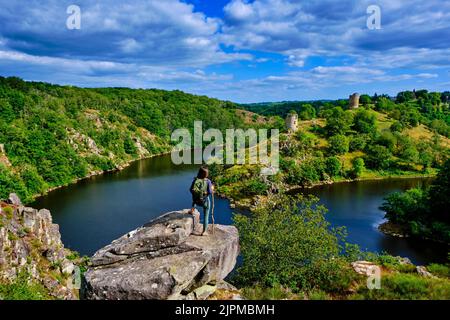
28;148;172;204
221;172;436;212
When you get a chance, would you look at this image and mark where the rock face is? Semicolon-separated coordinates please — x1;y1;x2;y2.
351;261;379;275
0;194;77;300
82;210;239;300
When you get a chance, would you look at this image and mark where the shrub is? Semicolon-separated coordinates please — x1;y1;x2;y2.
349;135;368;152
351;158;365;178
353;109;377;134
233;193;356;293
325;157;342;177
328;135;350;155
365;145;392;170
0;272;51;300
390;121;404;132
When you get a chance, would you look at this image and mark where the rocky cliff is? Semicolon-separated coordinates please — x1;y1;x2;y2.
0;194;77;299
82;210;240;300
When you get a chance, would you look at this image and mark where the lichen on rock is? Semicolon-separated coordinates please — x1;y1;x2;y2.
82;210;240;300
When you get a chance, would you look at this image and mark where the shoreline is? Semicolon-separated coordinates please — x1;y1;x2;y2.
29;149;172;203
223;173;436;212
30;152;435;208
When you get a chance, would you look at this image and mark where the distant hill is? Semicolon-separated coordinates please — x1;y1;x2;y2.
0;77;261;202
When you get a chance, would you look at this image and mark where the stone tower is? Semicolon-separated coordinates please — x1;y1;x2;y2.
349;93;360;109
285;113;298;132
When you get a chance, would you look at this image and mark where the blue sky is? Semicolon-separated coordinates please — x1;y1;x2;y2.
0;0;449;103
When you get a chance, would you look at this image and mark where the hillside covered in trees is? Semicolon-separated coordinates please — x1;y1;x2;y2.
0;77;253;203
212;92;450;206
241;91;450;139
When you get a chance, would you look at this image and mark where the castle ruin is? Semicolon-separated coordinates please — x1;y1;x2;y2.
285;113;298;132
349;93;360;109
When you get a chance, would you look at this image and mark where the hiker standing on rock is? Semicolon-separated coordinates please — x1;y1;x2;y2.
190;167;214;236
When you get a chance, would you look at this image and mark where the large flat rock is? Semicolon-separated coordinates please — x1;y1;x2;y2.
82;210;239;300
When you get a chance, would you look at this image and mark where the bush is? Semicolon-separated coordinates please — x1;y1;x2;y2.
325;157;342;177
380;188;428;224
353;109;377;134
349;135;368;152
351;158;365;178
233;193;356;293
365;145;392;170
241;178;268;196
390;121;404;132
0;272;51;300
328;135;350;155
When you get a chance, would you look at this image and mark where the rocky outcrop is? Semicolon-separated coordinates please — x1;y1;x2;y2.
0;194;77;300
82;210;239;300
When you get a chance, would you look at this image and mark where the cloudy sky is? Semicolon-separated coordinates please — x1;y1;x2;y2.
0;0;449;103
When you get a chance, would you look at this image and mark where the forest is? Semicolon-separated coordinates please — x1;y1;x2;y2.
213;93;450;204
0;76;251;203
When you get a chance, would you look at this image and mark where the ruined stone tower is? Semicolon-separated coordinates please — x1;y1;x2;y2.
349;93;360;109
285;113;298;132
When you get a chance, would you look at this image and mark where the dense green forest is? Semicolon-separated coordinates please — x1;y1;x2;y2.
0;77;250;203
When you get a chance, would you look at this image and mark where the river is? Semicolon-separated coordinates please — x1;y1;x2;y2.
31;154;448;264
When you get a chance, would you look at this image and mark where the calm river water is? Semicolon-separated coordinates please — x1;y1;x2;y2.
31;155;448;264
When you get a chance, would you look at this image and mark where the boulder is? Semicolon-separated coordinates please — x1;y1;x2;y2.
7;193;22;206
83;210;239;300
351;261;379;275
416;266;436;278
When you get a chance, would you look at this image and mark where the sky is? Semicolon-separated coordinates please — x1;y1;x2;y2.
0;0;449;103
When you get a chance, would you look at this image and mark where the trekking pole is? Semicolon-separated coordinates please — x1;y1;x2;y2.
211;190;215;235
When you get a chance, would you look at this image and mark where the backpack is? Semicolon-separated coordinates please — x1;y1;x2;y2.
190;178;208;206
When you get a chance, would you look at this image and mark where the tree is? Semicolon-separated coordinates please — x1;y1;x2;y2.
365;145;392;169
360;94;372;106
396;91;415;103
349;134;368;151
390;121;403;132
375;97;395;112
324;107;353;136
299;104;316;120
353;109;377;134
233;193;353;291
380;188;428;224
328;135;350;155
351;158;365;178
325;156;342;177
429;159;450;223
